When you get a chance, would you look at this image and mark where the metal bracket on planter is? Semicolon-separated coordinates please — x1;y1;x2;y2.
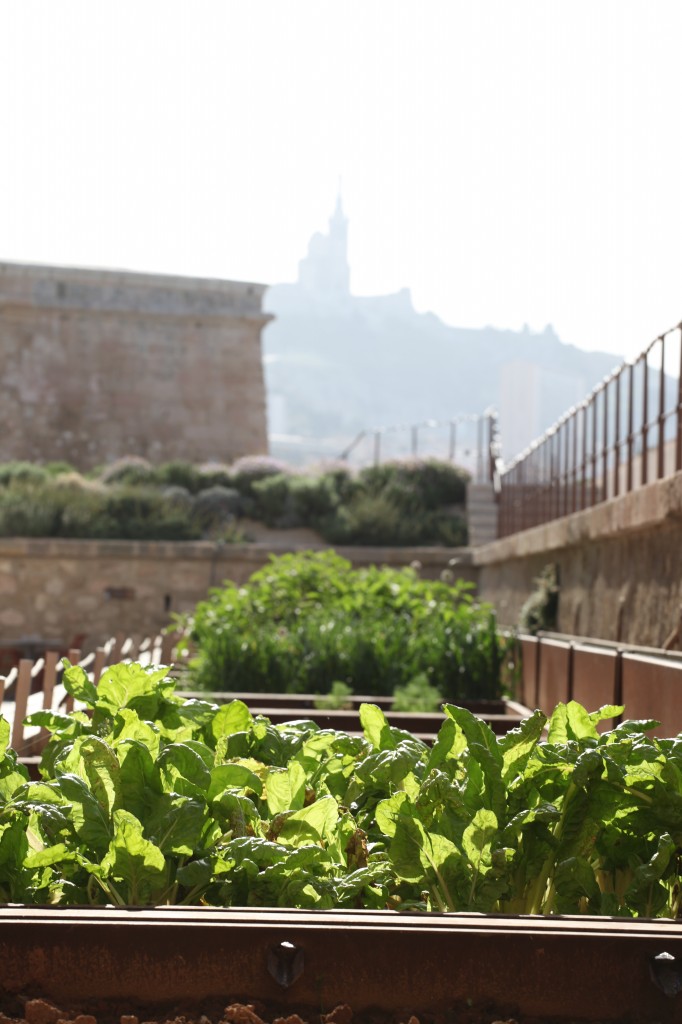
650;951;682;997
267;940;305;988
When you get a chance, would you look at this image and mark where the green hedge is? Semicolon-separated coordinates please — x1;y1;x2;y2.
0;456;469;546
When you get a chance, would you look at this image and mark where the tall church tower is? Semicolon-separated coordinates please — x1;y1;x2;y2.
298;193;350;296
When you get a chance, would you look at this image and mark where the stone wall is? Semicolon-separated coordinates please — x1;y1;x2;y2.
475;471;682;647
0;261;270;468
0;538;474;656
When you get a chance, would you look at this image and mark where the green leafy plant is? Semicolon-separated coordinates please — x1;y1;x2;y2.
184;550;502;701
313;681;354;710
1;662;682;918
392;674;442;712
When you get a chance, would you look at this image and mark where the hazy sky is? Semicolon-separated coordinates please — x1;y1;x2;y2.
1;1;681;363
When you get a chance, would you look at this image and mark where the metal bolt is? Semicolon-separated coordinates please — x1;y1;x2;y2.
650;951;682;997
267;940;304;988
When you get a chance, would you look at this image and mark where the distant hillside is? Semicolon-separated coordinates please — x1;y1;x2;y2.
263;201;622;464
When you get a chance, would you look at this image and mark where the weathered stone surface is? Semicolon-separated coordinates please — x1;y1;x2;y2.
475;473;682;646
0;538;473;653
0;261;270;469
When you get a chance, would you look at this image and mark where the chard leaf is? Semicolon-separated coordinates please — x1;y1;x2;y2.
56;773;113;854
265;761;306;814
100;809;167;905
0;717;10;758
209;763;263;800
552;855;601;914
548;701;606;743
590;705;624;725
157;743;211;797
499;710;546;785
24;711;86;736
276;795;338;845
62;663;99;706
117;741;163;822
211;790;259;835
359;704;397;750
624;833;677;917
426;718;468;772
210;701;253;742
111;709;161;758
145;795;206;856
462;808;498;874
95;663;175;724
375;791;410;838
57;736;121;817
24;843;77;869
443;705;502;764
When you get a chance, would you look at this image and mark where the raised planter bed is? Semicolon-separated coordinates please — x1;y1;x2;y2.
1;907;681;1023
177;692;531;739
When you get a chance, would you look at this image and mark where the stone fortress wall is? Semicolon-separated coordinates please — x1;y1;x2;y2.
0;261;270;469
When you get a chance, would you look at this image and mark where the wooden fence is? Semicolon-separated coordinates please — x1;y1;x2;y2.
0;633;178;758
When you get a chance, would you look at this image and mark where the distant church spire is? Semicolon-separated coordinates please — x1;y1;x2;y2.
298;192;350;297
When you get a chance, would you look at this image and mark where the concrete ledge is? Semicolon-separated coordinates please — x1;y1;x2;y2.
0;536;470;568
473;472;682;566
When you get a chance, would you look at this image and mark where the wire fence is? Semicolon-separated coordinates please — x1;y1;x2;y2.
498;324;682;537
339;411;498;483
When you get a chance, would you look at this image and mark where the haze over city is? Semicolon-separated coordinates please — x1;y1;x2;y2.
1;0;681;364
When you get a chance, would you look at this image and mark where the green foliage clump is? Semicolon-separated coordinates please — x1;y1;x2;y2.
0;461;50;486
392;673;443;712
99;455;158;487
0;481;201;541
0;455;469;545
184;549;501;701
519;563;560;634
2;663;682;918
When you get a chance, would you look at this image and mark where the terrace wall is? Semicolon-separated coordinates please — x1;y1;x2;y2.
475;470;682;647
0;538;473;655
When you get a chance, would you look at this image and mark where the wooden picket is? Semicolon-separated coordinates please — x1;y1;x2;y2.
0;631;182;757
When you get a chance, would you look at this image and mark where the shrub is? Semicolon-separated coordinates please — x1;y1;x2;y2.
250;473;293;526
196;462;234;490
192;486;242;535
230;455;293;512
156;460;202;493
162;485;195;515
184;549;502;701
251;472;340;529
99;456;158;487
320;492;467;547
102;486;200;540
0;461;50;487
359;458;468;510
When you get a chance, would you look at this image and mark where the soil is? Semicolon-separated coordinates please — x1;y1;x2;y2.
0;996;629;1024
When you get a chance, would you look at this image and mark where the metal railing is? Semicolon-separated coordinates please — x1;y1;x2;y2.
498;323;682;537
339;410;499;483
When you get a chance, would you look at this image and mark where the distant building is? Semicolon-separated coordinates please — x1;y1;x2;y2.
0;261;270;469
298;195;351;297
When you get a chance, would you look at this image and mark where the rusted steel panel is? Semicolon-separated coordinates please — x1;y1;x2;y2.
519;635;539;708
0;907;681;1021
536;637;571;716
572;645;619;726
621;652;682;737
